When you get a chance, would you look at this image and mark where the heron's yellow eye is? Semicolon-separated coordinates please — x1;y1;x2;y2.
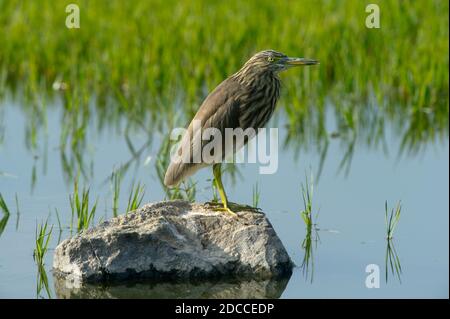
267;56;275;62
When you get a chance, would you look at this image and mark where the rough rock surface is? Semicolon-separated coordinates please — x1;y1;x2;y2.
53;200;293;285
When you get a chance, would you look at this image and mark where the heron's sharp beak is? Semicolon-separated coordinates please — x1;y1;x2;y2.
285;57;319;66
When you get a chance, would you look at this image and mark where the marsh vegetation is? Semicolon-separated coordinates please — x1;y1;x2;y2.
299;174;320;283
384;201;402;283
0;0;447;298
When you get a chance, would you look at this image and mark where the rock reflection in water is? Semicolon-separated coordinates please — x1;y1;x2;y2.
54;276;290;299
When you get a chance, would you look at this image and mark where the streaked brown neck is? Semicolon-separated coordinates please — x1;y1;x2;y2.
232;63;279;88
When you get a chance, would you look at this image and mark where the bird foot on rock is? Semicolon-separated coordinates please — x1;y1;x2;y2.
204;202;238;217
215;206;239;217
204;201;263;215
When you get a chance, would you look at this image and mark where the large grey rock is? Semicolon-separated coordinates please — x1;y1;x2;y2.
53;200;293;285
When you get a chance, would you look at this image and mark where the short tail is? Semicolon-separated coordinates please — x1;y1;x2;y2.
164;161;205;187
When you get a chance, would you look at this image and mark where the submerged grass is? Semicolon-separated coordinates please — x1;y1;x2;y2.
15;193;20;230
384;201;402;283
33;219;53;298
299;174;320;283
0;192;10;214
385;238;402;283
36;263;51;299
0;193;10;237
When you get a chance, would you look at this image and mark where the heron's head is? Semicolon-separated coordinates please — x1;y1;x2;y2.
243;50;319;74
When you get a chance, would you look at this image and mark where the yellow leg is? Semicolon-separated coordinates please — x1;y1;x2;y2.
212;164;237;216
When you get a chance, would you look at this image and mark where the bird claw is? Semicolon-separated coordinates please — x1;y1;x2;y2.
204;202;238;217
204;201;262;216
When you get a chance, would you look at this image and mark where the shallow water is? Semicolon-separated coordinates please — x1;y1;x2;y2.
0;97;448;298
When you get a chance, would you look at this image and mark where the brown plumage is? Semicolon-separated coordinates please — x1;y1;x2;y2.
164;50;318;188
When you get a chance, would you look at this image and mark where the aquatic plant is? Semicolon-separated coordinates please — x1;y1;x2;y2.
0;192;10;214
33;219;53;265
300;174;314;226
384;201;402;283
54;208;64;244
301;225;318;284
33;219;53;299
36;263;51;299
0;193;10;237
0;0;446;179
1;1;447;112
126;182;145;212
385;201;401;239
15;193;20;230
69;179;98;232
252;182;260;208
111;169;121;217
299;174;320;283
385;238;402;283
